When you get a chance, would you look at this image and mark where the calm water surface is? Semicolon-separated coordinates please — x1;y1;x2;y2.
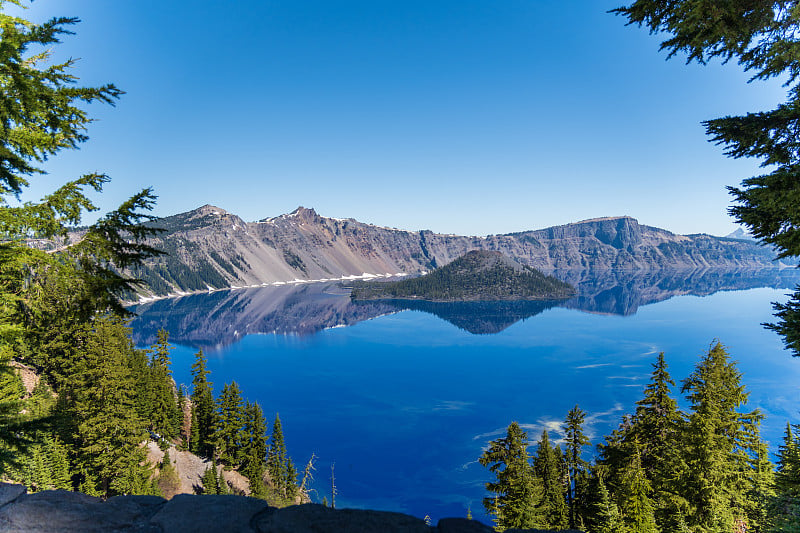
131;274;800;523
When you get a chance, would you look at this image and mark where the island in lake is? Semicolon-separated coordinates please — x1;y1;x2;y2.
350;250;576;302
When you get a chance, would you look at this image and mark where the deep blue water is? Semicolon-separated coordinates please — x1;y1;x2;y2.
135;282;800;524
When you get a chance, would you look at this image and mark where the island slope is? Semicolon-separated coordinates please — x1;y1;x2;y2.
350;250;576;302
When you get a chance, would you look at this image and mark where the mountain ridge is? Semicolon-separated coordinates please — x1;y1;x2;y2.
119;205;782;299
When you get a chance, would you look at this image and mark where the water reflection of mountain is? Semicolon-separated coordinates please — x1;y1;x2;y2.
129;283;396;351
372;299;560;334
129;268;800;348
557;268;800;316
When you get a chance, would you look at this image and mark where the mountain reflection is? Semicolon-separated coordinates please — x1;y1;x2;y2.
129;268;800;349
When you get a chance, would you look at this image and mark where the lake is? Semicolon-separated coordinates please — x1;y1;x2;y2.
130;268;800;524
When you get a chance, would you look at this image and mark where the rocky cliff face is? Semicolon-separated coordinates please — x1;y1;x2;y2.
0;483;581;533
125;206;781;298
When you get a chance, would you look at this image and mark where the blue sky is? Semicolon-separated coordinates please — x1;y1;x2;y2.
12;1;788;236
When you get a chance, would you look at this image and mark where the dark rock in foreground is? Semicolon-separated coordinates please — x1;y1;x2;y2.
0;483;583;532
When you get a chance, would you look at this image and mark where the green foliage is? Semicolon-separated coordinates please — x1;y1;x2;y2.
65;316;153;497
242;401;268;498
483;344;776;532
770;423;800;532
200;459;225;495
351;250;575;302
563;404;590;529
267;413;298;504
613;0;800;355
680;341;760;530
214;381;247;466
0;0;162;487
617;452;658;533
190;349;216;458
533;430;568;529
478;421;543;530
590;476;622;533
148;330;180;440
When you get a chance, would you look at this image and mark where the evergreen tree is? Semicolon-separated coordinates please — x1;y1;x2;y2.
478;421;543;530
770;423;800;532
201;461;220;495
563;405;590;529
626;352;684;524
128;346;154;425
242;401;268;498
0;0;160;481
680;341;763;531
67;317;152;497
612;1;800;355
267;413;297;502
743;415;775;532
190;349;216;458
533;429;568;529
214;382;247;466
149;330;179;441
617;452;658;533
590;476;622;533
176;384;188;448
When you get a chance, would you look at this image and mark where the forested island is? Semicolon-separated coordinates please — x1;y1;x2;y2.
350;250;576;302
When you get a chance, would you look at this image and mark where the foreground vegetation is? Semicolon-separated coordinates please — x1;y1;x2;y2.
480;343;800;533
0;0;302;503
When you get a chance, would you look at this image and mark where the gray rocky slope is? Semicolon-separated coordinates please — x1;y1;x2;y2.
0;483;581;533
124;205;781;299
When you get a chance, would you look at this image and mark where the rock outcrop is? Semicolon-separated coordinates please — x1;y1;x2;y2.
94;205;782;299
0;483;582;533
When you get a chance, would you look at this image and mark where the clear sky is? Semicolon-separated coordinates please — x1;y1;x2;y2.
11;1;789;236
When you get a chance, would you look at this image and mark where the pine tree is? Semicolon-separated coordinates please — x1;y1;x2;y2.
46;435;71;490
533;429;568;529
617;452;658;533
190;349;216;458
67;317;153;497
681;341;763;531
267;413;297;502
201;461;219;495
563;405;590;529
176;384;188;448
770;423;800;532
628;352;684;524
128;346;154;425
149;330;179;441
612;1;800;355
590;476;622;533
214;382;247;466
478;421;543;530
742;415;775;532
242;401;268;498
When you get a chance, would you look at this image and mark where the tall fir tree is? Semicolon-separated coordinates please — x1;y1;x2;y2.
214;382;247;467
681;341;764;531
617;451;658;533
624;352;684;525
67;317;153;497
769;423;800;532
190;349;216;458
612;1;800;355
478;421;543;531
590;476;622;533
267;413;297;502
242;401;268;498
149;330;179;441
563;405;590;529
533;429;568;529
